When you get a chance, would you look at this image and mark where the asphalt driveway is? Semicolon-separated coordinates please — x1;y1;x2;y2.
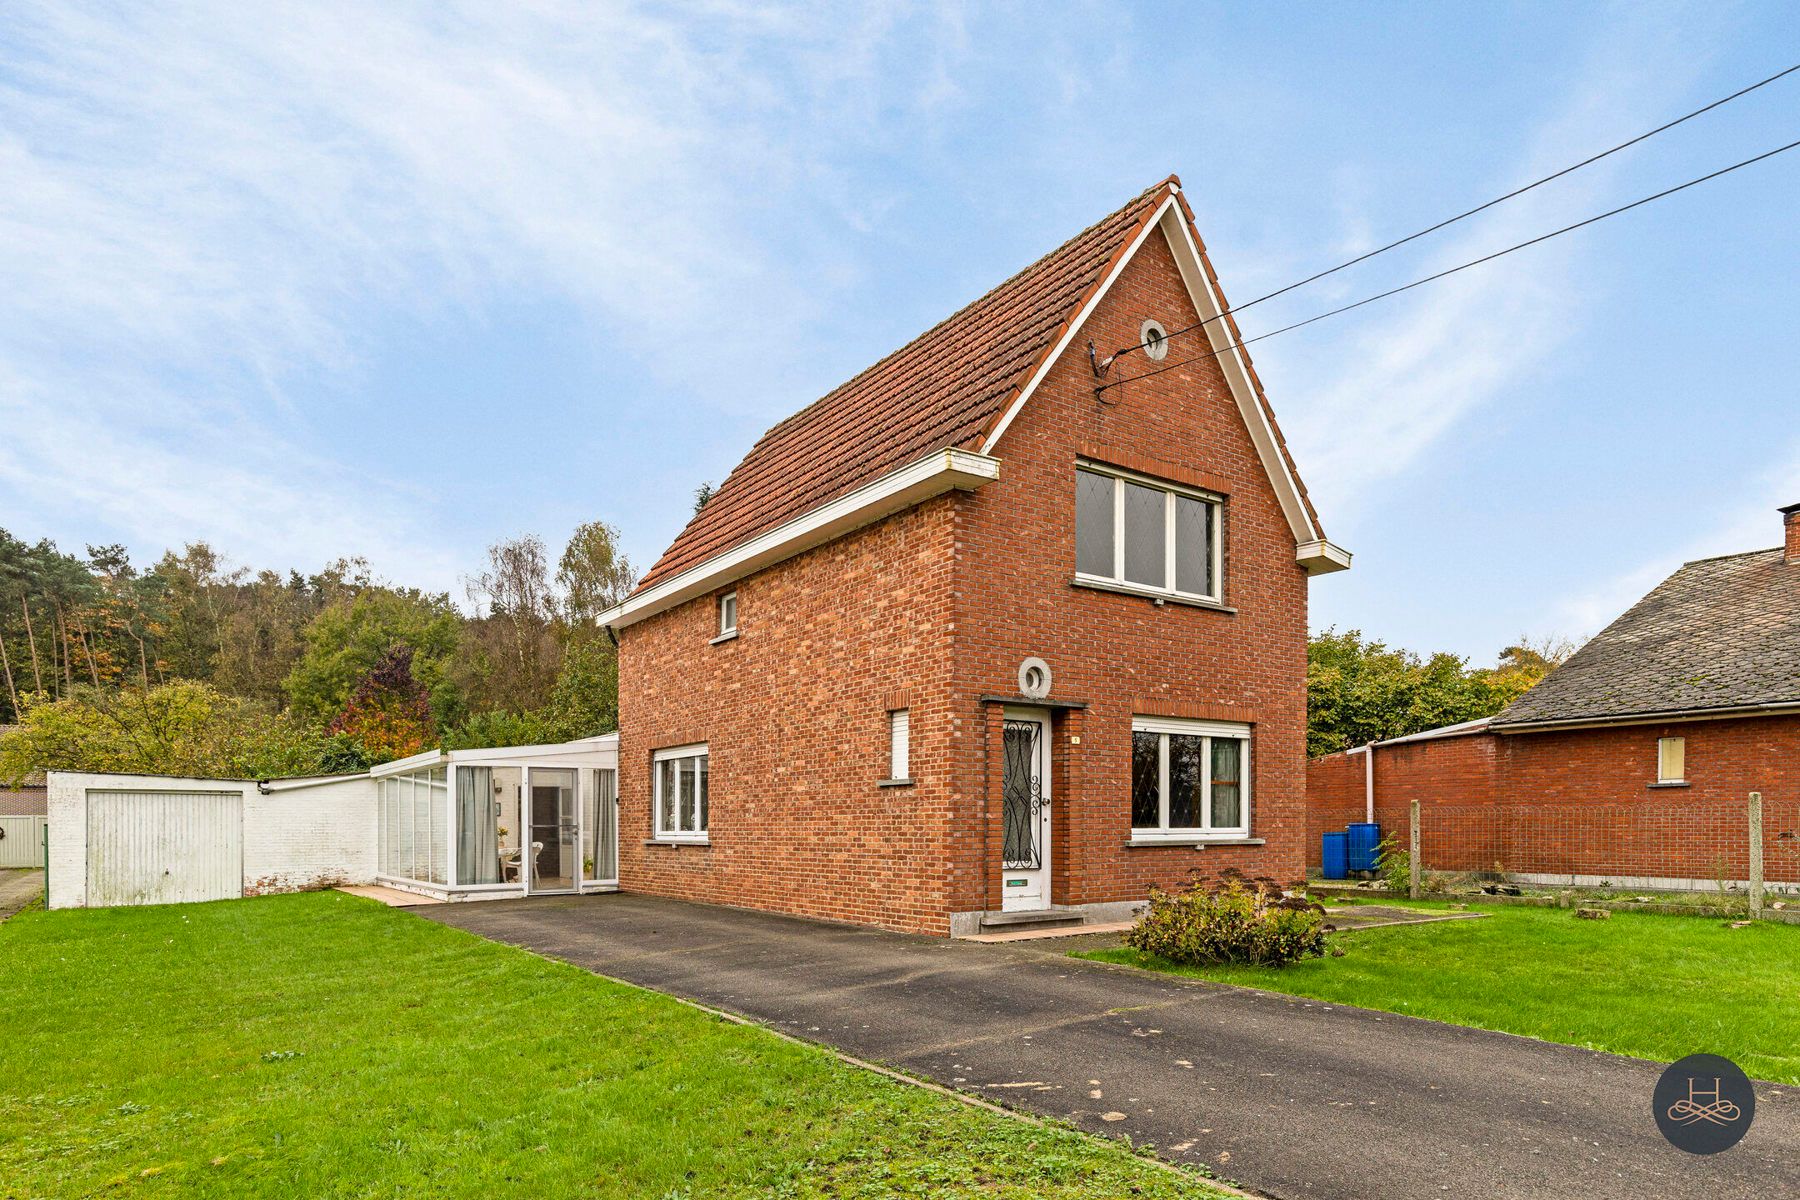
421;894;1796;1200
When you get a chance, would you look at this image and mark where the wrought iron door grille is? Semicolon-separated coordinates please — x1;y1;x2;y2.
1002;719;1044;870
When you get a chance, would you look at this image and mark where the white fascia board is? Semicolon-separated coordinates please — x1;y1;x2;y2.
1296;538;1353;575
1157;206;1321;545
369;750;447;778
599;447;1001;633
444;740;618;766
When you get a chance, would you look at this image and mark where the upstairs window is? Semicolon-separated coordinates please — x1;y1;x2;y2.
1131;717;1249;839
1075;465;1221;601
1657;736;1686;784
716;591;738;639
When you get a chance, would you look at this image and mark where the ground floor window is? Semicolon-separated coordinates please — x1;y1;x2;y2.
1130;716;1249;838
653;745;709;841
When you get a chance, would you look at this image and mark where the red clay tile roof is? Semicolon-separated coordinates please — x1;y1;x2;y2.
634;179;1178;592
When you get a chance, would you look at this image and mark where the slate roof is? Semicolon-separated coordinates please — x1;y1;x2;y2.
633;176;1321;594
1494;548;1800;728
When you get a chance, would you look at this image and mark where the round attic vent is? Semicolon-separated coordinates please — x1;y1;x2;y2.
1140;319;1169;361
1018;657;1053;700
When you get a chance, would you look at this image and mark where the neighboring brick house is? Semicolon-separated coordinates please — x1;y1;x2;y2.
1310;504;1800;890
598;177;1351;936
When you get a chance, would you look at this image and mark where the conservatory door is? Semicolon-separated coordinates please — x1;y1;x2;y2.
525;767;578;894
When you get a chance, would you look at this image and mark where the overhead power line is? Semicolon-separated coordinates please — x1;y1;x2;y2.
1095;135;1800;395
1103;60;1800;365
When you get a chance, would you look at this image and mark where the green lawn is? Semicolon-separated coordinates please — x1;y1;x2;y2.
0;892;1225;1199
1078;902;1800;1084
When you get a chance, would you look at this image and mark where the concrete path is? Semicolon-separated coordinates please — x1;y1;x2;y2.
422;894;1796;1200
0;870;43;921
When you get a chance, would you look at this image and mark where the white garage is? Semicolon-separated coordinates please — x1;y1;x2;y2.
85;789;243;906
44;734;619;910
47;770;376;910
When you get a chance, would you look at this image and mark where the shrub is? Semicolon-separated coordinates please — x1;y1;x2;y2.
1125;877;1328;968
1376;834;1411;892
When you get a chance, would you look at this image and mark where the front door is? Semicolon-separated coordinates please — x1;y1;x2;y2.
525;767;577;894
1000;709;1052;911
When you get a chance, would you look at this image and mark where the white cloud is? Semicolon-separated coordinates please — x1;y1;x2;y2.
0;1;977;583
1555;437;1800;637
1266;30;1712;522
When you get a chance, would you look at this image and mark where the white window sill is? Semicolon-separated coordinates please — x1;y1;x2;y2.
1125;835;1262;849
645;836;711;847
1648;781;1690;790
709;630;739;645
1071;576;1234;613
878;778;915;788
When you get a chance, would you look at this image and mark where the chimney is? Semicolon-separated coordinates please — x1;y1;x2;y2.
1784;502;1800;565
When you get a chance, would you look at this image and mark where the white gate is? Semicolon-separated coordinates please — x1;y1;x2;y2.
86;791;242;907
0;816;46;869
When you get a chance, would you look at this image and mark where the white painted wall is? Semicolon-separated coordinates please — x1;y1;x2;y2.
47;771;378;909
244;777;377;895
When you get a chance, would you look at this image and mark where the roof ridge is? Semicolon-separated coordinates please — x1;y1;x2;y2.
1681;545;1783;566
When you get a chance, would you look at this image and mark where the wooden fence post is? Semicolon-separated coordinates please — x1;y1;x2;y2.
1409;799;1421;901
1749;791;1764;920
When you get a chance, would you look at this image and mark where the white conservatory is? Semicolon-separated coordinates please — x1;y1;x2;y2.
371;733;618;900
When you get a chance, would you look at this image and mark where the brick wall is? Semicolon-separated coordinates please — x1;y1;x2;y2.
946;226;1312;916
1306;734;1501;868
615;223;1319;933
615;498;961;934
1305;715;1800;884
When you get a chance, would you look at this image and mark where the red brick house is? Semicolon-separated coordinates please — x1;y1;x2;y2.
598;177;1350;935
1310;504;1800;891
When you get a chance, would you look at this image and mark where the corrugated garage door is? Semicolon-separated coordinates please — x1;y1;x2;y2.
86;791;242;907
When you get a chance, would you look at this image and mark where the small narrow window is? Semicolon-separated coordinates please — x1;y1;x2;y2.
717;591;738;638
888;709;911;781
1657;737;1685;784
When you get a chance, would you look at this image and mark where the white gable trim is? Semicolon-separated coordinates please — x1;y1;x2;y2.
598;448;1001;633
981;188;1349;573
981;191;1179;452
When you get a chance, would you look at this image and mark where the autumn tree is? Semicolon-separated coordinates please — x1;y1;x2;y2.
327;646;436;763
1306;628;1570;757
284;585;463;728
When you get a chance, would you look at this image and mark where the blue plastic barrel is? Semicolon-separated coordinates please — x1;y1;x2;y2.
1346;822;1382;872
1321;831;1349;880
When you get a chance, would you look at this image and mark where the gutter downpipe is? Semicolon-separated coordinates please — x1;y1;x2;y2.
1364;741;1375;824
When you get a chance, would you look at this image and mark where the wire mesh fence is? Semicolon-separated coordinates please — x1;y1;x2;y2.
1342;793;1800;912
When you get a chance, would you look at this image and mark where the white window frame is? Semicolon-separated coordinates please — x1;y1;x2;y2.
887;709;911;782
1075;462;1224;603
652;743;710;842
715;591;738;640
1656;736;1686;784
1130;715;1250;839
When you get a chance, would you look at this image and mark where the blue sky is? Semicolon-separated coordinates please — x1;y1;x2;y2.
2;2;1796;662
